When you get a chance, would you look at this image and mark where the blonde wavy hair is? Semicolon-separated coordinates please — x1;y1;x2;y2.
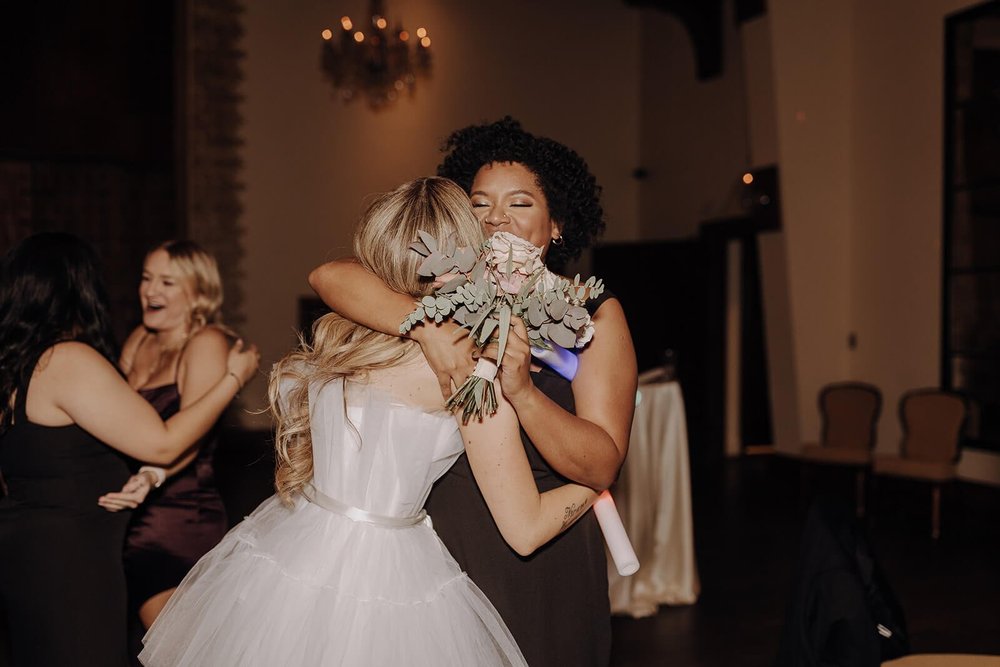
269;177;485;504
154;239;225;335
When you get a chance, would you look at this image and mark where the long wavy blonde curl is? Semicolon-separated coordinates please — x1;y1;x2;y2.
269;177;485;504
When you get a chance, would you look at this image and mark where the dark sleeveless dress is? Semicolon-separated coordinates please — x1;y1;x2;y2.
424;290;616;667
123;383;228;610
0;352;132;666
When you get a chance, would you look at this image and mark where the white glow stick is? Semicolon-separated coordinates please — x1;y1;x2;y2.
593;490;640;576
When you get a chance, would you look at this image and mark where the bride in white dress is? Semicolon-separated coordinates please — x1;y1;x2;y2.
139;177;599;666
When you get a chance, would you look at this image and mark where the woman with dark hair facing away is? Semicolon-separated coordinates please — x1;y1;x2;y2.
308;117;638;666
0;233;259;667
97;240;239;631
138;177;598;666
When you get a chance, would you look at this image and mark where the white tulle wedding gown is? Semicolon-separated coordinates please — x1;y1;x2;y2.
139;372;526;666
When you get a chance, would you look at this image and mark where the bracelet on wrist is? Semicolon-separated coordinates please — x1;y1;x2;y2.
138;465;166;489
227;370;243;392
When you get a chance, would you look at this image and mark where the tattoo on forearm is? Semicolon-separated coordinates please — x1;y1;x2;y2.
561;502;584;530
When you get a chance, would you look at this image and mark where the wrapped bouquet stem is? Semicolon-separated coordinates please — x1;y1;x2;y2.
448;358;500;424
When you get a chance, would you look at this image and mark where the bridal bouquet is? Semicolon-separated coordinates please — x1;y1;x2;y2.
400;231;604;422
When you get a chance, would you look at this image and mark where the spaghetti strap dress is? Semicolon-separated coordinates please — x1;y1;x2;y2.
0;349;132;666
123;382;228;611
424;289;617;667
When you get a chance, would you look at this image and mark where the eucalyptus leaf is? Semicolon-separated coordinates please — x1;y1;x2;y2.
545;298;569;321
565;305;589;328
497;305;511;361
417;230;438;253
409;241;430;256
516;269;544;300
479;317;499;345
471;258;487;282
417;253;442;277
549;322;579;348
438;275;468;294
469;301;494;335
435;296;453;313
454;246;477;272
527;299;546;328
433;253;458;276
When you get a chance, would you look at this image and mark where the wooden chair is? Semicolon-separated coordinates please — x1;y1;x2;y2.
873;389;967;540
800;382;882;516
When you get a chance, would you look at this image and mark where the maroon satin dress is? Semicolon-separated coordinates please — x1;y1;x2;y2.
123;383;228;610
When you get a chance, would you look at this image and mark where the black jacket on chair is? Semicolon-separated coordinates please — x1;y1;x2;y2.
775;496;909;667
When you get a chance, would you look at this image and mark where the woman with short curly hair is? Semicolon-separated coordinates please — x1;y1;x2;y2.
309;118;637;666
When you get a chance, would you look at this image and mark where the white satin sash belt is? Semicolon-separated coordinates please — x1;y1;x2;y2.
302;483;427;528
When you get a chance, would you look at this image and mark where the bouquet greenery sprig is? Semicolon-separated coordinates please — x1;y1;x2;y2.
400;230;603;422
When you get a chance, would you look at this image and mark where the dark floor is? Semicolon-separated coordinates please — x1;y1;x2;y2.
610;454;1000;667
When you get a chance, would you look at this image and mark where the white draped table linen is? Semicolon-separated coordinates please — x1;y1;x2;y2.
608;379;700;618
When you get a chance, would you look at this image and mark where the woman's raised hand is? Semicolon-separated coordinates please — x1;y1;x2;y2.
411;321;477;400
482;316;534;403
97;473;153;512
226;339;261;390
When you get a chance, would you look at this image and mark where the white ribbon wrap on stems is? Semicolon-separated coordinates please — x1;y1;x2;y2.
529;346;640;577
471;357;499;382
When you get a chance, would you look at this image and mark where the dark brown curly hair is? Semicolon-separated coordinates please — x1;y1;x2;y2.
437;116;605;270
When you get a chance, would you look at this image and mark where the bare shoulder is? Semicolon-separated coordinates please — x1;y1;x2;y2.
592;295;627;324
575;297;637;400
183;326;230;360
38;341;119;385
48;340;110;366
367;354;446;412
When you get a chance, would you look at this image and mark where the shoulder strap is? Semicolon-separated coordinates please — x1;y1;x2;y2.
586;287;616;316
13;347;49;422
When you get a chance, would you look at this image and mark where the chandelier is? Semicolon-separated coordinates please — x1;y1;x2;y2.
320;0;432;110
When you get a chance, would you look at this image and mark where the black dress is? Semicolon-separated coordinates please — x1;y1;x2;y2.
0;352;132;667
424;291;615;667
123;383;228;610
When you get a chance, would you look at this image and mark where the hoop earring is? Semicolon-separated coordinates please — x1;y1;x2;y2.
551;235;564;246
